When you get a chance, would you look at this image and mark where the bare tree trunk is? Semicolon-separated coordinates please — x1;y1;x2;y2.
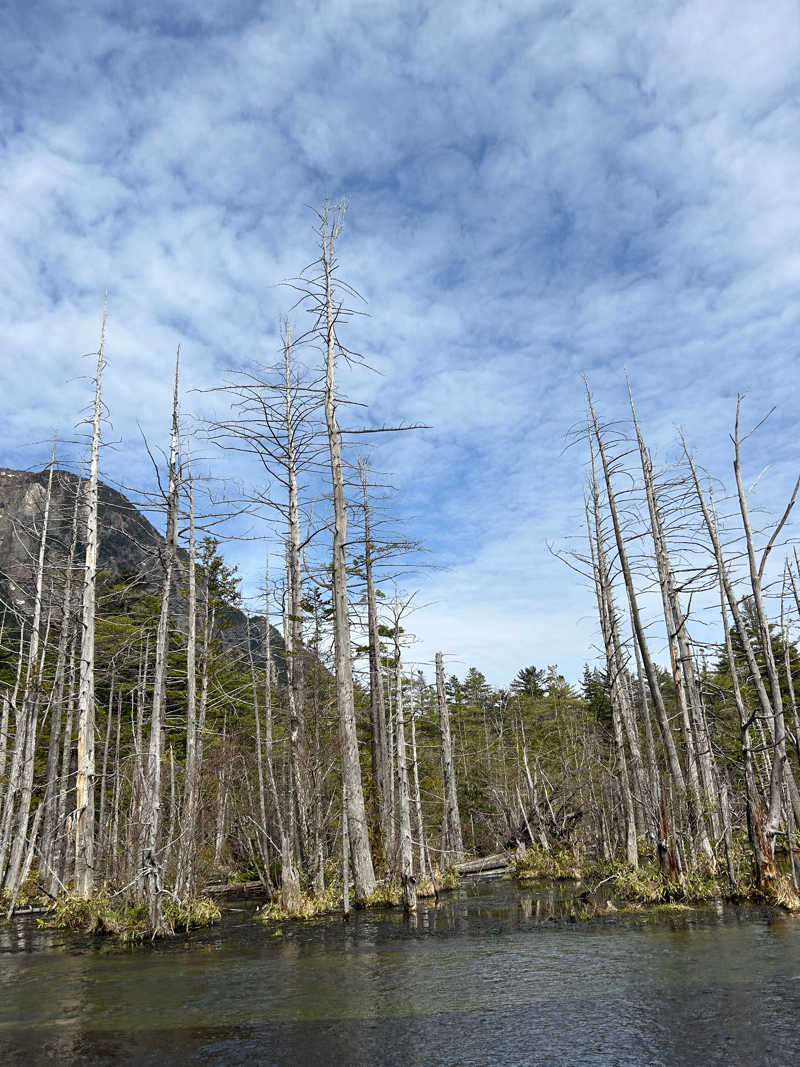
96;671;115;881
731;399;800;836
6;803;44;918
214;713;229;868
393;619;416;913
341;779;350;920
143;353;181;932
318;204;375;900
0;695;9;801
585;487;637;867
75;315;107;897
260;562;294;902
281;324;314;878
784;625;800;770
176;448;198;898
53;636;77;892
247;615;270;881
0;625;25;832
586;389;688;838
359;460;390;857
410;678;429;879
41;467;82;884
684;438;776;886
3;447;55;893
110;701;121;883
436;652;464;866
628;392;713;861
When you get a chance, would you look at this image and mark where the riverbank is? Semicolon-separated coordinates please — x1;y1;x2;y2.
508;845;800;912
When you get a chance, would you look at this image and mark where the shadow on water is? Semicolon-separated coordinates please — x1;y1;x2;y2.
2;876;800;1065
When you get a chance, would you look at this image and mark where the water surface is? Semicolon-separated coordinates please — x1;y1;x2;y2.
2;877;799;1065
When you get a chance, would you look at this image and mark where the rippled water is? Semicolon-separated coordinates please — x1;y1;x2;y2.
2;877;800;1065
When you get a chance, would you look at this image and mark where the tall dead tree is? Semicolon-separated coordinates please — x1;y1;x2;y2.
683;432;796;883
731;398;800;837
1;447;55;895
585;385;690;866
585;476;637;868
359;458;391;857
175;447;198;898
41;466;82;888
315;203;375;900
436;651;463;867
143;352;181;931
280;323;315;881
75;313;107;898
392;598;416;912
627;389;714;861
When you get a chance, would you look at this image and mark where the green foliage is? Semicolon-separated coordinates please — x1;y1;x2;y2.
0;873;50;912
45;892;220;941
581;665;612;730
417;866;459;897
585;861;723;906
366;883;403;907
511;665;546;699
510;847;583;881
257;884;342;921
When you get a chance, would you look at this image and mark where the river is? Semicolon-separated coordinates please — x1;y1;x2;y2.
2;876;799;1065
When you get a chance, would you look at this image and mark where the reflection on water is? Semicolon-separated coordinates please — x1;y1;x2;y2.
1;877;799;1065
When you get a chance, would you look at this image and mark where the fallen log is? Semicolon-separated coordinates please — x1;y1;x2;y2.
456;852;512;876
204;880;268;896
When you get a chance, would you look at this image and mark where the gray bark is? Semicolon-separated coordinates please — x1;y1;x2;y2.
436;652;464;866
75;317;106;897
144;353;181;931
393;619;416;912
318;204;375;900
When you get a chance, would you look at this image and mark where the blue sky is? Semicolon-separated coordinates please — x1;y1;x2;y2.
2;1;800;686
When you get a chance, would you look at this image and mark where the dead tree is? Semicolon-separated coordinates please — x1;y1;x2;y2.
585;386;689;864
359;459;392;861
585;482;637;868
143;352;181;932
436;651;464;866
314;203;375;900
392;598;416;912
75;313;107;898
627;388;714;862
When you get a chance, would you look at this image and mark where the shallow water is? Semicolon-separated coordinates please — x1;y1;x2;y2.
2;877;799;1065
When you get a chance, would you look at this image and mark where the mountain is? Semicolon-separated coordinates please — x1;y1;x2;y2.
0;465;282;662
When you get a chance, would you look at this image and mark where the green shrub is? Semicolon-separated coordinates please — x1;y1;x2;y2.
44;892;220;941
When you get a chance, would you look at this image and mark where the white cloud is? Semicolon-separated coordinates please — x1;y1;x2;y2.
2;0;800;684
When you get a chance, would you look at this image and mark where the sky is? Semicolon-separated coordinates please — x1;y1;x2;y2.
2;1;800;687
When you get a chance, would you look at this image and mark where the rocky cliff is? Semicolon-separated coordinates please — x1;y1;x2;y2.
0;466;281;660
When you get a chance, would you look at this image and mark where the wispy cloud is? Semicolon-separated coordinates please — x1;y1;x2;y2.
2;1;799;684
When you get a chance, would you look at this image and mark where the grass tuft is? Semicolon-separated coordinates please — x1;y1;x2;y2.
44;892;220;941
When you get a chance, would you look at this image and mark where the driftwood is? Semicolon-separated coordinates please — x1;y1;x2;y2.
204;880;267;897
456;852;511;876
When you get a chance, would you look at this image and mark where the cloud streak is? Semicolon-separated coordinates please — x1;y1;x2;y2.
2;0;800;684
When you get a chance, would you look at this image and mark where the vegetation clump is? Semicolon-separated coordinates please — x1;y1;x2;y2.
416;866;459;898
365;883;403;907
510;847;583;882
587;862;722;906
44;892;220;941
760;874;800;912
256;867;461;924
0;875;52;915
257;884;342;922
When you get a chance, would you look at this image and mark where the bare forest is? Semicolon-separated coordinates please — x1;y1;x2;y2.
2;207;799;940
